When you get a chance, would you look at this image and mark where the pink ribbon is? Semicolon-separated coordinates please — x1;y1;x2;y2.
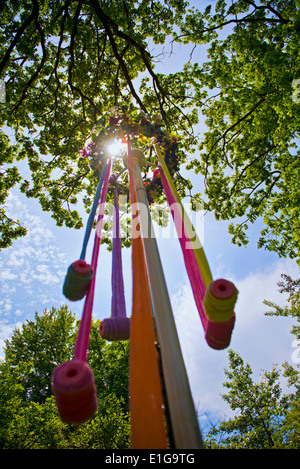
159;166;208;330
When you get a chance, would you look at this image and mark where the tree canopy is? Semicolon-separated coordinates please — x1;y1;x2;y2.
0;0;300;259
183;0;300;259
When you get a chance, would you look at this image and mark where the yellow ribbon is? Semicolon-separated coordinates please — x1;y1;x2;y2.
154;143;213;288
203;282;238;322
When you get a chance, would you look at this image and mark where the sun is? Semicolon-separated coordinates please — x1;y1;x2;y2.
107;139;126;158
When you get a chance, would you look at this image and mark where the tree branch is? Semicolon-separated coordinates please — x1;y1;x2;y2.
0;0;39;75
230;145;278;196
67;0;101;116
178;2;290;41
204;96;266;184
89;0;148;113
11;14;47;112
244;0;289;24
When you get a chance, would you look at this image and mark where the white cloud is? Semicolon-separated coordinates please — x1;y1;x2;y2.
0;192;78;358
3;299;12;313
171;258;300;425
0;192;71;326
0;269;18;281
6;250;25;267
232;259;299;369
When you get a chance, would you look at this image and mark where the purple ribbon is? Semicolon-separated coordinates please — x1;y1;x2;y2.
111;177;126;318
74;158;112;361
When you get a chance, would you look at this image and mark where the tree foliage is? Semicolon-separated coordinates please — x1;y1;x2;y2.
0;0;300;257
0;0;195;248
264;273;300;341
264;273;300;448
206;350;291;448
180;0;300;258
205;274;300;449
0;305;130;449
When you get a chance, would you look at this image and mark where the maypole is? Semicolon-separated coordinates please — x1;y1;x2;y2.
127;138;168;449
51;108;238;448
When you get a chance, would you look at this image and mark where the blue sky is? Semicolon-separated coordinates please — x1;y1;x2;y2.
1;5;300;437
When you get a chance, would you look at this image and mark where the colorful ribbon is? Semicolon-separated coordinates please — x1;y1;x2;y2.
80;160;108;260
158;164;209;331
99;176;130;341
155;144;238;350
154;144;213;288
62;160;108;301
111;176;126;318
74;157;111;361
52;158;111;425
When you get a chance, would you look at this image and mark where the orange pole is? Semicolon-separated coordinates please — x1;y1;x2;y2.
128;140;168;449
130;148;204;449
